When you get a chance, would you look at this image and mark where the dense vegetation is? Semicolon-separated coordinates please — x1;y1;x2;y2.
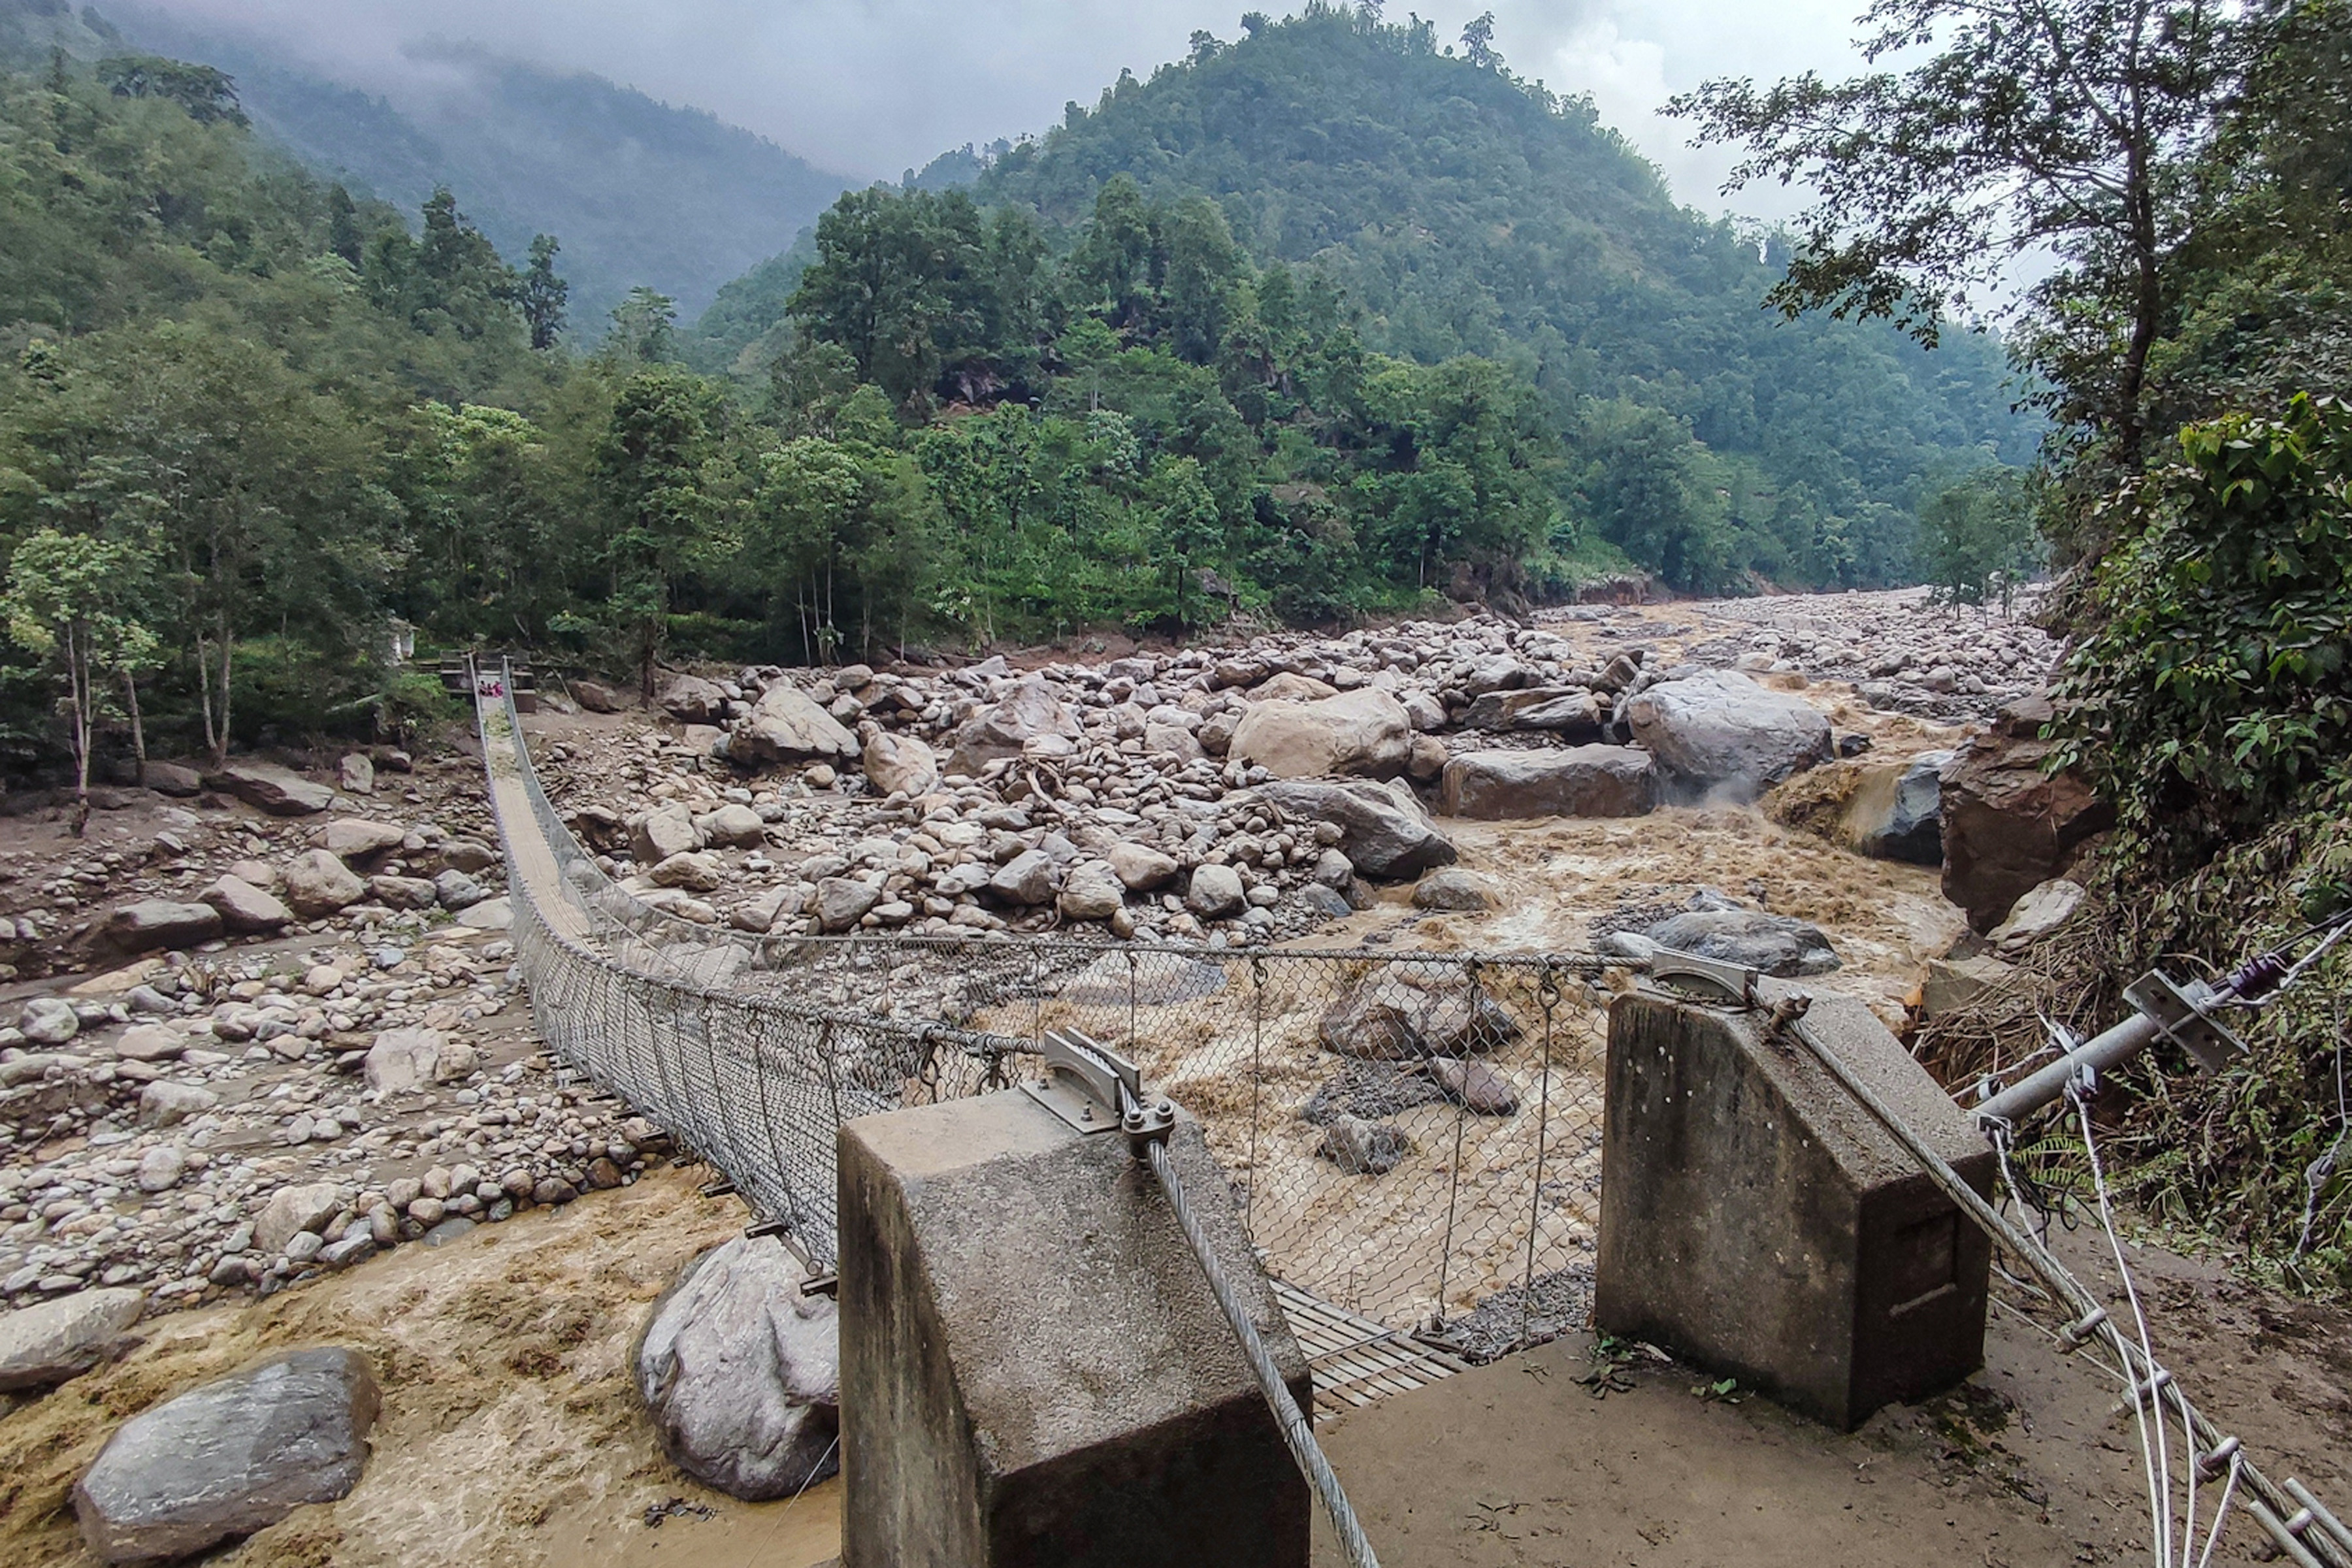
693;6;2036;596
1696;0;2352;1281
16;0;853;323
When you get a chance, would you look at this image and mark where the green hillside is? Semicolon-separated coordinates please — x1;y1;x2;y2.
63;3;855;324
695;7;2035;590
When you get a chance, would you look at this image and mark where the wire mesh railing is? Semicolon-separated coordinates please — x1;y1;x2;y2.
476;677;1620;1351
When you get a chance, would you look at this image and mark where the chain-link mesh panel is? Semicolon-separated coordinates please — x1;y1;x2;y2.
479;679;1619;1349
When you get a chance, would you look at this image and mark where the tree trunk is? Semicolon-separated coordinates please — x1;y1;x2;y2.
123;668;145;786
212;614;233;768
194;632;218;764
67;625;91;834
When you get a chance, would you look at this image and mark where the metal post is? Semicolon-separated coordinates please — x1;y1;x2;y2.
1972;1011;2168;1126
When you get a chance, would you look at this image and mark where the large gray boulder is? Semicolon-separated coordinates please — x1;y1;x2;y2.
729;684;859;767
208;762;335;816
19;995;79;1044
1624;671;1833;801
1254;779;1458;881
197;874;293;935
815;877;880;933
363;1027;473;1095
630;803;702;864
658;674;729;724
1644;906;1840;977
1318;983;1521;1060
74;1347;380;1563
1847;749;1952;864
858;723;939;797
95;901;225;952
1462;686;1602;735
635;1235;840;1500
0;1287;144;1393
280;850;365;919
945;676;1083;776
1439;745;1655;820
319;819;404;863
1228;689;1412;779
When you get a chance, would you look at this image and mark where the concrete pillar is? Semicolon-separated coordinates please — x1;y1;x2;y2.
1595;983;1993;1430
838;1089;1311;1567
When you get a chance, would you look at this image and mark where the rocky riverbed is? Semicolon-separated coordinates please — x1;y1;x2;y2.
0;584;2103;1565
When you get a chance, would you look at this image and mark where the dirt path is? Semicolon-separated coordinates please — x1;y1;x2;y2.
1311;1234;2352;1566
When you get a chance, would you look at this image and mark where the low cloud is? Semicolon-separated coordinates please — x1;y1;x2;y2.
129;0;1870;210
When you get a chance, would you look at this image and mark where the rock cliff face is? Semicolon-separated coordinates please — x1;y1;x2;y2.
1939;698;2114;932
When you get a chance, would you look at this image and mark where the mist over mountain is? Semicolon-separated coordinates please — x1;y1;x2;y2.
86;3;857;322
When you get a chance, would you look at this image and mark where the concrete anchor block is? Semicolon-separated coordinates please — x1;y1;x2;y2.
1595;984;1993;1430
838;1090;1311;1567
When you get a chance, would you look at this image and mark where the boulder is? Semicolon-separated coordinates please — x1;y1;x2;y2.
1644;906;1840;977
945;676;1083;776
1624;671;1833;800
73;1347;380;1563
1425;1058;1518;1115
815;877;880;932
858;725;938;797
694;804;767;849
647;851;724;893
141;762;204;798
198;875;293;934
1251;671;1338;702
730;684;860;767
570;678;623;713
96;900;225;952
1921;955;2017;1018
989;849;1060;906
112;1024;184;1062
1940;699;2114;931
19;996;79;1045
367;874;438;910
1462;686;1602;734
1845;750;1951;865
1255;779;1458;881
1105;841;1180;892
1316;1115;1411;1175
138;1081;218;1129
455;896;512;931
1185;863;1247;919
0;1288;145;1393
255;1183;345;1254
435;839;499;874
1057;860;1126;922
432;869;489;909
209;762;335;816
320;818;405;862
337;753;374;796
631;804;702;864
1227;689;1412;779
281;851;365;919
1439;745;1655;820
1989;878;2087;955
634;1236;840;1500
1318;983;1520;1060
658;674;729;724
363;1027;471;1094
1411;869;1500;911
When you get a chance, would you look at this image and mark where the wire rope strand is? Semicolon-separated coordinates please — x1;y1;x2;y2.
1146;1137;1381;1568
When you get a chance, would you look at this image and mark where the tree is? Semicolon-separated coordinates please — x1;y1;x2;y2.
521;234;568;351
606;287;679;363
1669;0;2243;461
1919;466;2038;612
1460;10;1497;69
95;56;246;125
3;529;158;827
594;368;724;700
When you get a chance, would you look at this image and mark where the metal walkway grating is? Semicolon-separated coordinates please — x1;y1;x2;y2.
1274;1279;1472;1416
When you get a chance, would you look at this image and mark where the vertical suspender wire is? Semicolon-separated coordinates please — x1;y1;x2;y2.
1523;964;1561;1348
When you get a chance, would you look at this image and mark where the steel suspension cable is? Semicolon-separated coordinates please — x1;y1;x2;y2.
1778;1009;2351;1568
1144;1137;1382;1568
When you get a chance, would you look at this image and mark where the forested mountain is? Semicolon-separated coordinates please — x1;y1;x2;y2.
20;1;853;323
691;7;2036;591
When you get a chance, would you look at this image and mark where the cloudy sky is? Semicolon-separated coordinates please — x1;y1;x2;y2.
131;0;1868;218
